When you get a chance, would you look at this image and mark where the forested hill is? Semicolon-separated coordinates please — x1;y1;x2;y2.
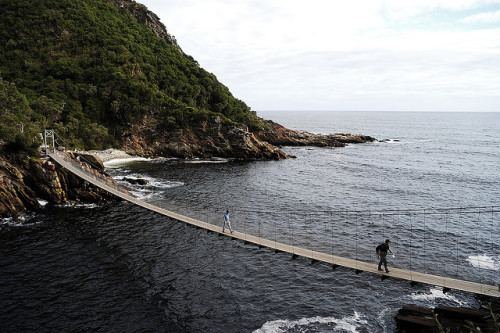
0;0;378;218
0;0;275;157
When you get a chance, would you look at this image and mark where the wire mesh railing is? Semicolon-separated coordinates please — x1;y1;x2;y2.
47;140;499;294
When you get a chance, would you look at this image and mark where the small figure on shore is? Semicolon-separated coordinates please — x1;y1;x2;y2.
223;210;233;233
377;239;395;273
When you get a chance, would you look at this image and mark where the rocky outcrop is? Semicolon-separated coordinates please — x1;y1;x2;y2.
255;120;376;148
120;115;376;160
395;304;497;332
0;154;119;219
0;157;40;218
123;177;149;185
121;115;289;160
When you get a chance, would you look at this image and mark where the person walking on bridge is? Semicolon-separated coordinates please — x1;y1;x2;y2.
223;210;233;233
377;239;395;273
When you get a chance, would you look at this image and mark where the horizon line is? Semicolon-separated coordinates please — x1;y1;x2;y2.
256;110;499;113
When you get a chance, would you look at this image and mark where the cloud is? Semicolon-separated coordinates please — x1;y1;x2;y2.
460;9;500;23
139;0;500;111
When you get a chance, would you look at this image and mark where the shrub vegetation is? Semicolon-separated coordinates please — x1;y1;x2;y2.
0;0;265;154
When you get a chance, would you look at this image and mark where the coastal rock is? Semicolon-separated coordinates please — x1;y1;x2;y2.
67;152;105;172
0;173;40;217
0;154;120;219
256;120;376;148
395;304;493;332
122;116;290;160
27;159;67;203
123;177;149;185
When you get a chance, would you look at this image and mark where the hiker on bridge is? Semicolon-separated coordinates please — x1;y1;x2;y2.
223;210;233;233
377;239;395;273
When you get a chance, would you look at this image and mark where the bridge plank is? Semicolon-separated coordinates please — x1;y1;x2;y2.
49;152;500;298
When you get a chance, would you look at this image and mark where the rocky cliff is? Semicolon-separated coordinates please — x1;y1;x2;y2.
0;153;119;219
119;115;376;160
120;115;289;159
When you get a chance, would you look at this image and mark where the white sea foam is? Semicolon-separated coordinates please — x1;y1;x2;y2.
253;312;367;333
410;288;465;306
75;203;100;209
1;215;42;228
116;174;184;201
466;254;500;271
38;199;48;206
55;202;100;209
184;158;229;164
103;157;150;168
128;190;154;201
119;174;184;189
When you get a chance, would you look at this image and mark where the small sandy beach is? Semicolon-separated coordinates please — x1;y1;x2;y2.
85;148;135;163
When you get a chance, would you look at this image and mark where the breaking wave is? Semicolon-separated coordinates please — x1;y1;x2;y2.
466;254;500;271
254;312;368;333
409;288;466;306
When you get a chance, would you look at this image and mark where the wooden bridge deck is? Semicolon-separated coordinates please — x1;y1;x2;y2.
49;152;500;298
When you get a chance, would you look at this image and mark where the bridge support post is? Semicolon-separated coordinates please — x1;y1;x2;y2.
43;129;55;155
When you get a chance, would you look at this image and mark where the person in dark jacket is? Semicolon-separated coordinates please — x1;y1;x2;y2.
377;239;395;273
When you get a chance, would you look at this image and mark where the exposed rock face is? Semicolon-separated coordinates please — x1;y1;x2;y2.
121;115;289;160
0;154;119;219
120;115;377;160
0;157;40;218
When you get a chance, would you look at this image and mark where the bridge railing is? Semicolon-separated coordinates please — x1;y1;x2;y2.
51;151;131;196
242;207;499;287
158;203;499;288
50;151;499;290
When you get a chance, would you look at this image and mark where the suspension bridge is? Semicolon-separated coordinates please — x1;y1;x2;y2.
47;149;500;297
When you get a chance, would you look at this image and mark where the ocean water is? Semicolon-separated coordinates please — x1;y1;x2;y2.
1;111;499;332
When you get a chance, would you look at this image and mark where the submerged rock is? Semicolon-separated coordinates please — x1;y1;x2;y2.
122;177;149;185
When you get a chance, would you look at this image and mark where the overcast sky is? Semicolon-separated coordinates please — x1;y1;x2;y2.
139;0;500;112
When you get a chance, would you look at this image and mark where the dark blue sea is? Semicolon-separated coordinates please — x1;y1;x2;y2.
1;111;499;332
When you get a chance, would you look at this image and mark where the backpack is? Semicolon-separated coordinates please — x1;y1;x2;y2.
376;243;383;253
